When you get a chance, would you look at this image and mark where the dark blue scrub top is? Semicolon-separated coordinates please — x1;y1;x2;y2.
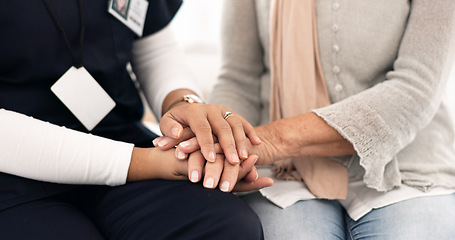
0;0;182;210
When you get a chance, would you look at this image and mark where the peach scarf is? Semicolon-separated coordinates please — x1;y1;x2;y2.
269;0;348;199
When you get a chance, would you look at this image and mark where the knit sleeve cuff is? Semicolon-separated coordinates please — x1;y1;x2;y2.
312;98;401;192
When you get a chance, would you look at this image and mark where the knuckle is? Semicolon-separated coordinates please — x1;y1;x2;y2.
194;124;212;134
236;134;246;141
233;133;246;142
213;104;224;110
205;104;221;112
230;120;243;129
218;123;232;132
221;141;236;150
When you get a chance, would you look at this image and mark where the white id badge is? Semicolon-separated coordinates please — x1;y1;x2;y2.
51;67;116;131
108;0;149;37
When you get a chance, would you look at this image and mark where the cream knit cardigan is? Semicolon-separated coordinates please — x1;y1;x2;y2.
209;0;455;192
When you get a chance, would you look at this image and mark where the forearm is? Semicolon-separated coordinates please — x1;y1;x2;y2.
251;112;355;164
127;147;155;181
0;109;133;186
127;147;187;182
131;24;202;119
281;112;355;158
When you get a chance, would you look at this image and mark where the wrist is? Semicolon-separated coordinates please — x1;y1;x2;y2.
127;147;159;181
256;117;308;161
163;91;205;115
249;124;287;165
264;113;353;159
269;118;302;159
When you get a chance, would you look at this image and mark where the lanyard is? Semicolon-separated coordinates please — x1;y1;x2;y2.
42;0;85;68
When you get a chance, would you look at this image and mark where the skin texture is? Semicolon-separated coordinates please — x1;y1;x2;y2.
247;112;356;165
155;112;355;190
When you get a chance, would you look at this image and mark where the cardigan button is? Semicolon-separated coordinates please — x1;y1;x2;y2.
335;84;343;92
333;44;340;52
332;2;340;10
333;66;341;74
332;24;340;32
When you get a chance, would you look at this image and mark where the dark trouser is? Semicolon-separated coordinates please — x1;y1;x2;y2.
0;180;264;240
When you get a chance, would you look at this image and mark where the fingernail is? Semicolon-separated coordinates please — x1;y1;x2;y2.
177;151;186;159
204;178;214;188
252;155;258;164
152;139;159;146
172;127;181;137
240;149;248;159
231;153;240;164
157;139;169;147
157;139;169;148
208;152;216;162
220;181;230;192
190;170;199;182
179;141;190;148
255;171;259;180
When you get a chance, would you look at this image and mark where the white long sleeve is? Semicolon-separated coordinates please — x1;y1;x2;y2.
0;109;134;186
131;24;202;119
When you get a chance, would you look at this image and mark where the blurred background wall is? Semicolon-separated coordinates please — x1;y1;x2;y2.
172;0;222;99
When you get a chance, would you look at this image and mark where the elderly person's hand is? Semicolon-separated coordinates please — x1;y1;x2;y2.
252;113;356;165
171;112;356;166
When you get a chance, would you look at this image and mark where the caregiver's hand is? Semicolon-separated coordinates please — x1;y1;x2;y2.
159;103;261;164
187;150;274;192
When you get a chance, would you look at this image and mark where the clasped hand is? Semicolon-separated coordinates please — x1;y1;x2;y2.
155;103;274;192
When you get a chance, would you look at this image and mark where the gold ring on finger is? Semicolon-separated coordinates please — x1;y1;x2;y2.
223;111;234;120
